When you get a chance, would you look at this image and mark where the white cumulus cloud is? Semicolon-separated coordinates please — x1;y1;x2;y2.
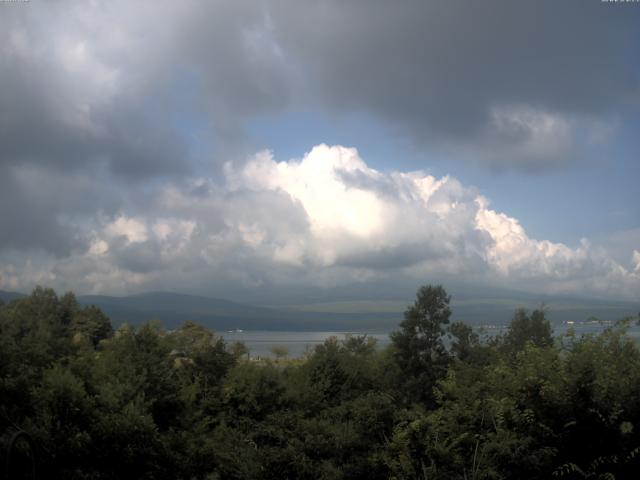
0;145;638;300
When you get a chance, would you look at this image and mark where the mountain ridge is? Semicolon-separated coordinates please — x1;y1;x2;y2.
1;288;638;331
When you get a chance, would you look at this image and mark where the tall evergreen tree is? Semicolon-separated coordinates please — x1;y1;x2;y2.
390;284;451;405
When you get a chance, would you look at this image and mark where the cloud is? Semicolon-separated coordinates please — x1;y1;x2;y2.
1;145;637;300
268;0;640;169
1;1;637;176
0;3;189;178
633;251;640;274
0;3;637;301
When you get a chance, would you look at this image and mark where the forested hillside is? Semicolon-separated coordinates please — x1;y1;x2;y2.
1;286;639;479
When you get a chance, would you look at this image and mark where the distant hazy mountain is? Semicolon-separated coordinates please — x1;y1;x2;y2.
78;292;290;330
77;291;401;331
274;295;639;328
1;288;637;332
0;290;26;303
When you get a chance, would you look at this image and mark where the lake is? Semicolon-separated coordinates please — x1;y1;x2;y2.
222;330;391;358
222;322;640;358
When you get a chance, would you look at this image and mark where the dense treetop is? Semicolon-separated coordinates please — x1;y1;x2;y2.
1;286;639;479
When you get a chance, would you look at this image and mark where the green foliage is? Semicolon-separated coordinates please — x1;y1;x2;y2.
390;285;452;405
448;321;480;361
223;362;286;422
1;285;640;479
71;304;113;346
270;345;289;360
502;307;554;353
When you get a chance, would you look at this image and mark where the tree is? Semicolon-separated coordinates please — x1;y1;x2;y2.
271;345;289;361
503;308;553;353
448;321;479;361
71;304;113;346
390;285;451;405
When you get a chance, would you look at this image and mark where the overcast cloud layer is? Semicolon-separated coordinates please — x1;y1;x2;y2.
0;1;638;301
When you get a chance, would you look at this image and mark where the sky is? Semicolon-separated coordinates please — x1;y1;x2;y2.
0;0;639;303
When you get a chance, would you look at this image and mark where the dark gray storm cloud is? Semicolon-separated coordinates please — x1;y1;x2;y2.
268;0;639;167
0;167;82;256
0;8;189;178
2;1;637;181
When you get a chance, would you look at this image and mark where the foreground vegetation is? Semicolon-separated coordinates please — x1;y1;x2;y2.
1;286;639;479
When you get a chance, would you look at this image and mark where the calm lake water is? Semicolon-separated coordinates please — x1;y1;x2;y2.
222;322;640;358
222;330;391;358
